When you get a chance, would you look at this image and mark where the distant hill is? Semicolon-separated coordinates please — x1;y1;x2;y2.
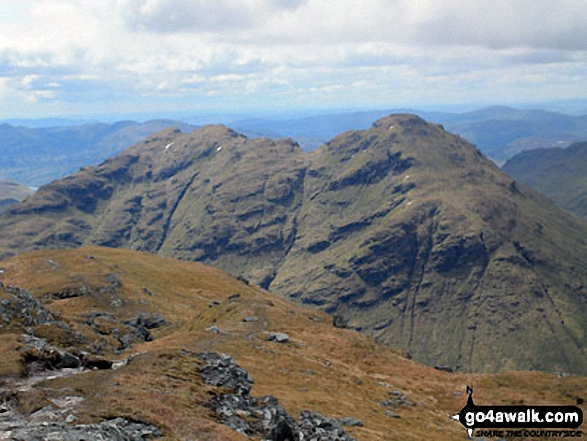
1;115;587;375
231;106;587;163
0;120;197;187
0;180;34;214
502;142;587;219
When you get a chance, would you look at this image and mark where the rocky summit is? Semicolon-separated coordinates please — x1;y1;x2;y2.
1;115;587;375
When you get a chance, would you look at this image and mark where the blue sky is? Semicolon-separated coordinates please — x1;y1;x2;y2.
1;0;587;119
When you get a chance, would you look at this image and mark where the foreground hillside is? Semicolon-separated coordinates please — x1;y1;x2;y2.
1;115;587;375
0;247;585;440
502;142;587;219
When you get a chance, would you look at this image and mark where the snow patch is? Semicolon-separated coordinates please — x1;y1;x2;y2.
165;142;175;151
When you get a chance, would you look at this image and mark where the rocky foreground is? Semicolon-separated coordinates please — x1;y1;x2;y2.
0;247;585;440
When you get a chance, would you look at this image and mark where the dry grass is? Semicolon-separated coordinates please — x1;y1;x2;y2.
1;246;586;440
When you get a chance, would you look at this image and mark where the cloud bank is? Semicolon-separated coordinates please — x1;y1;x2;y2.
0;0;586;117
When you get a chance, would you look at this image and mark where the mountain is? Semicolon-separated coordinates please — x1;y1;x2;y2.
231;106;587;163
1;247;585;440
502;142;587;219
0;180;34;214
0;119;197;187
1;115;587;375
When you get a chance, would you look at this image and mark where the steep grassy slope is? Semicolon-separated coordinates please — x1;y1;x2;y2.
1;115;587;376
502;142;587;219
0;247;585;440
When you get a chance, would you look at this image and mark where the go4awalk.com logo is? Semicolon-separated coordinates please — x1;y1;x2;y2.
452;386;584;438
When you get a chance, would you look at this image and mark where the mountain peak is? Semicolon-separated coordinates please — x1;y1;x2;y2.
372;113;428;129
1;115;587;374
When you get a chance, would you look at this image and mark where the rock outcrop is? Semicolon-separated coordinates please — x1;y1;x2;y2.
197;351;355;441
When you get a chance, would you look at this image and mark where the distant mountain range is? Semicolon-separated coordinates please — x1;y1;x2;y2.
503;141;587;219
231;106;587;164
2;106;587;188
2;115;587;375
0;120;197;187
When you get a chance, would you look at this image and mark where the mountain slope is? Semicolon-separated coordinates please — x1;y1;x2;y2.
1;247;586;440
502;142;587;219
0;180;34;214
1;115;587;375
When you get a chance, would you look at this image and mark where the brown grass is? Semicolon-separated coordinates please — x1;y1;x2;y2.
1;246;586;440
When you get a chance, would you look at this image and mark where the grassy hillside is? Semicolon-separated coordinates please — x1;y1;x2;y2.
0;247;585;440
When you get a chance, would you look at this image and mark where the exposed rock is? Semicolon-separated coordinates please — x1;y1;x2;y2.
380;389;416;409
299;410;355;441
5;417;161;440
332;314;349;329
267;332;290;343
196;352;355;441
434;365;454;373
197;352;253;396
21;336;84;373
385;410;401;419
85;311;164;350
338;417;364;427
0;285;54;328
205;325;227;335
126;312;167;330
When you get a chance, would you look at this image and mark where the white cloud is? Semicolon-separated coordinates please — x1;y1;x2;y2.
117;0;307;33
0;0;586;117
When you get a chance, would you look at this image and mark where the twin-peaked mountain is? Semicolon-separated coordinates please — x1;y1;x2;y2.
2;115;587;374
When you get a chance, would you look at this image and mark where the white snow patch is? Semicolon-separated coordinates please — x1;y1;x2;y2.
388;125;395;130
165;142;175;151
403;175;410;181
217;146;222;151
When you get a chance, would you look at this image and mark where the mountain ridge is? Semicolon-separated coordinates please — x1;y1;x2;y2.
1;114;587;375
